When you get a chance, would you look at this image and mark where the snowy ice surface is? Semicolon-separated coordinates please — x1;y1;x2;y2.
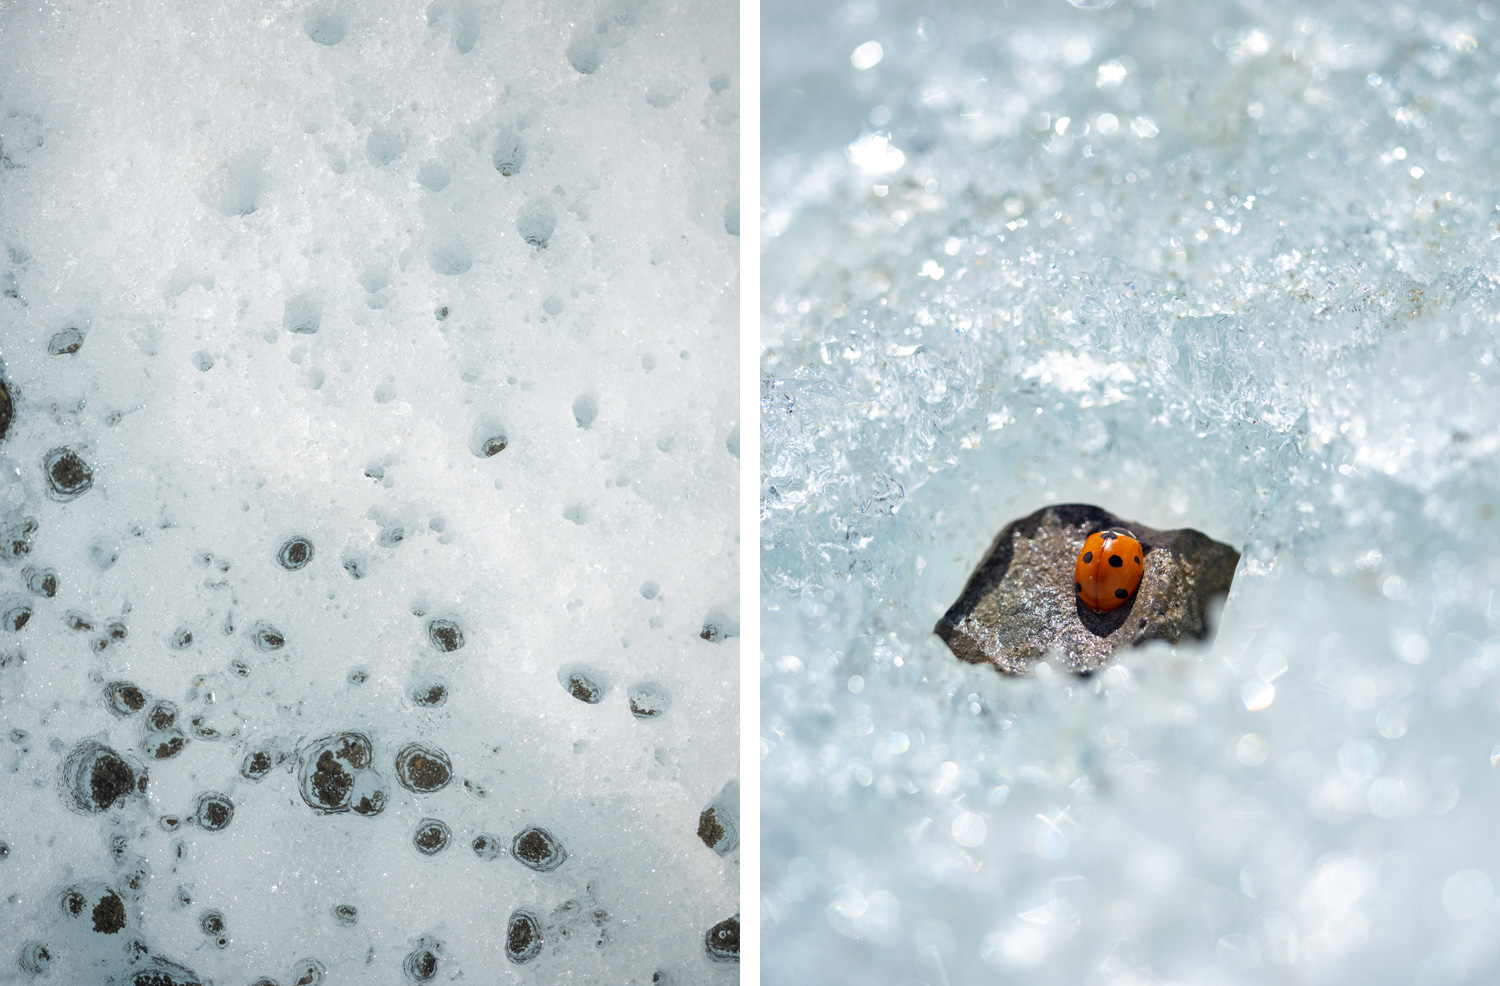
762;1;1500;984
0;0;737;982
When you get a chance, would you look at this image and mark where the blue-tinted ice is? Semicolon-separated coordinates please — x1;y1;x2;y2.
763;0;1500;982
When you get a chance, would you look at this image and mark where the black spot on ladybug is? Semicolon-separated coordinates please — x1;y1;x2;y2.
1135;556;1141;564
1115;588;1128;599
1082;551;1092;564
1074;582;1082;594
1108;555;1122;567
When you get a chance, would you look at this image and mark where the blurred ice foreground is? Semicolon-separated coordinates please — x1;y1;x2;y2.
762;0;1500;983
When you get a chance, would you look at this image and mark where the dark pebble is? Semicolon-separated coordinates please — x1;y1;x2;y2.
0;513;36;562
42;447;92;501
46;326;83;355
935;503;1241;674
21;565;56;597
193;792;234;831
505;908;543;964
17;940;51;974
277;536;314;571
562;669;604;704
704;914;739;963
199;909;225;936
511;825;566;872
105;681;147;720
298;732;371;814
394;743;452;793
403;944;440;983
250;621;285;651
426;617;464;652
412;817;451;855
61;741;138;812
627;682;669;719
1;597;31;631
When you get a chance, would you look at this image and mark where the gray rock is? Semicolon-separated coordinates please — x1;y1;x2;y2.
935;504;1239;674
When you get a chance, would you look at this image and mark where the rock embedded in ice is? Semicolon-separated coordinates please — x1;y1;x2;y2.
239;749;274;781
560;668;605;704
275;535;314;571
411;817;451;855
299;731;375;814
60;741;141;813
936;504;1239;674
0;513;37;562
42;447;92;501
22;565;57;597
505;908;543;964
511;825;566;872
46;325;83;355
125;957;204;985
1;595;32;631
248;621;285;651
104;681;147;717
424;617;463;653
408;680;447;708
698;609;737;641
704;914;739;963
696;779;739;855
192;792;234;831
627;681;669;719
403;940;440;982
198;909;225;937
17;941;51;974
393;743;452;793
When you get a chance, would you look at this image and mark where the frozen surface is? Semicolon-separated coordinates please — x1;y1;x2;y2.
762;1;1500;983
0;0;738;982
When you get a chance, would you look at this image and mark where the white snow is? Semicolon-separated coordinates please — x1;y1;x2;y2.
0;0;737;981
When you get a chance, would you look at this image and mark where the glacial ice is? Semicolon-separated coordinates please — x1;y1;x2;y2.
762;0;1500;983
0;0;738;981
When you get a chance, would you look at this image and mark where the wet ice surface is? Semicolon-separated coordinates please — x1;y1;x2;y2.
762;0;1500;983
0;0;737;981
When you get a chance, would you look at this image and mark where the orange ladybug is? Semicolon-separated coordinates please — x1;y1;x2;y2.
1074;529;1144;613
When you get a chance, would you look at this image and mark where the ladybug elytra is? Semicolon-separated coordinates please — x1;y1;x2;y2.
1074;528;1144;613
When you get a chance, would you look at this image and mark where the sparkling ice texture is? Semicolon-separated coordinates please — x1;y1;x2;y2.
763;0;1500;983
0;0;737;981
